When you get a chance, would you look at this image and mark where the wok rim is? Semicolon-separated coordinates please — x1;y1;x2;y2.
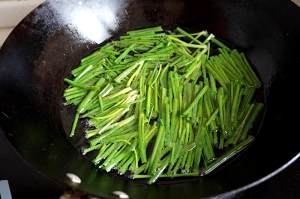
213;152;300;198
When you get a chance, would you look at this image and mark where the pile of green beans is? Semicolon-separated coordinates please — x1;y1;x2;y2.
64;26;263;184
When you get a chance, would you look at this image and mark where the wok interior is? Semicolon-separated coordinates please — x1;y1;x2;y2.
0;0;299;198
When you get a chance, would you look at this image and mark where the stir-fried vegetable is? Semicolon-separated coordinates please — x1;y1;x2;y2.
64;26;263;184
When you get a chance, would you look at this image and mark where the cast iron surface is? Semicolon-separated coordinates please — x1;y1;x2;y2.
0;0;299;198
1;127;299;199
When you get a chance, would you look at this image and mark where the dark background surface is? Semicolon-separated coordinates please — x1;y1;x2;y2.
0;128;62;199
1;122;299;199
239;160;300;199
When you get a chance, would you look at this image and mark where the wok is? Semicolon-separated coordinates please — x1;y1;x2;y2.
0;0;299;198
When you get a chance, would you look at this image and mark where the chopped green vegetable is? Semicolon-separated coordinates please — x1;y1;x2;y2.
64;26;263;184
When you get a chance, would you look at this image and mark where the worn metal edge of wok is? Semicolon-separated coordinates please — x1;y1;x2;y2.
209;152;300;199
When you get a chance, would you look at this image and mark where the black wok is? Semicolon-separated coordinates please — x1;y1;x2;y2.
0;0;299;198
